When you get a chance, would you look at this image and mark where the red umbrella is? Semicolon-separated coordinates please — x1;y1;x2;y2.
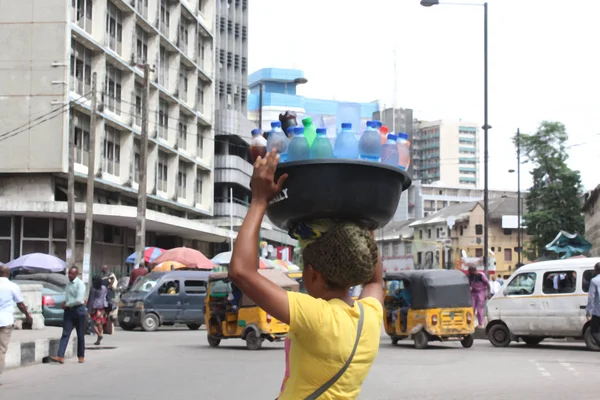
152;247;215;270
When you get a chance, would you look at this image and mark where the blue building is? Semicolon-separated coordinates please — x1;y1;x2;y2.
247;68;379;134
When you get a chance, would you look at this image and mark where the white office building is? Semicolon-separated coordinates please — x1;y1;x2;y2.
0;0;236;275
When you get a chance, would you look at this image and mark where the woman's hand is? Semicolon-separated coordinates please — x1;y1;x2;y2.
251;149;288;206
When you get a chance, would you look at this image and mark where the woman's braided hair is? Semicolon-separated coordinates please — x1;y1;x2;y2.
302;222;378;288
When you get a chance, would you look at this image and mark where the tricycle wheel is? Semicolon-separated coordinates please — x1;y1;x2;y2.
207;335;221;347
461;334;474;348
413;330;428;349
391;337;399;345
245;330;264;350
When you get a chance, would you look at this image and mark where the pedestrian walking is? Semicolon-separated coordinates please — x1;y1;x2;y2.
87;276;108;346
467;266;489;328
50;266;86;364
229;150;384;400
585;262;600;346
0;265;32;384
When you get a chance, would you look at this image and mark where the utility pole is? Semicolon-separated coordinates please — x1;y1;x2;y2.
134;64;151;268
258;82;263;131
66;109;76;273
516;128;522;267
82;73;97;291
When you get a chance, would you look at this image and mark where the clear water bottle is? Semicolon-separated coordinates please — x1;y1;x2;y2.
333;122;359;159
358;121;382;161
286;126;295;139
397;132;410;170
381;134;399;166
310;128;334;159
266;121;288;162
287;126;310;161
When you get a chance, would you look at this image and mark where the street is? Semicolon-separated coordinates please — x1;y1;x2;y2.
2;328;599;399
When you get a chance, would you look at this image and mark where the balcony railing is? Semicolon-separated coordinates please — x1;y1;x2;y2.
215;155;253;176
214;200;249;219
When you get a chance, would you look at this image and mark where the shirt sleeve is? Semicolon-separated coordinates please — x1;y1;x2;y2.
77;280;86;305
587;280;597;314
287;291;330;338
12;284;24;304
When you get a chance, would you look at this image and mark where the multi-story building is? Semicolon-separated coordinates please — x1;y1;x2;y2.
412;120;480;186
211;4;295;248
0;0;234;275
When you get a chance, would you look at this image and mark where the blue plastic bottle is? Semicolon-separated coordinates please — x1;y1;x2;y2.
266;121;288;162
310;128;334;159
381;134;400;166
287;126;310;161
333;122;359;159
358;121;383;161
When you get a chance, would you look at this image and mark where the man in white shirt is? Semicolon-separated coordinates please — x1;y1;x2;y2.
0;265;32;383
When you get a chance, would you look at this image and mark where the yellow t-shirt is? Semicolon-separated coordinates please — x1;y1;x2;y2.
278;291;383;400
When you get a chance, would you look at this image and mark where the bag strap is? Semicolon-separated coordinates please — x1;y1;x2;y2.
304;302;365;400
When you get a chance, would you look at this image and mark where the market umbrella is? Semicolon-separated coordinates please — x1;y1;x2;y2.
125;247;165;264
7;253;66;273
209;257;269;270
152;247;215;270
268;259;300;272
153;261;188;272
211;251;232;265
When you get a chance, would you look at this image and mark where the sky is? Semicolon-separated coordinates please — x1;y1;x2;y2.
248;0;600;191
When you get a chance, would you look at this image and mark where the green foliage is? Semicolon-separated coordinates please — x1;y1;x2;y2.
514;121;584;259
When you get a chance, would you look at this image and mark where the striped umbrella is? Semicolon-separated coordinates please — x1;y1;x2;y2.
125;247;165;264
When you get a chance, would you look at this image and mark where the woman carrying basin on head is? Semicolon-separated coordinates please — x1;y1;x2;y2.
229;149;384;400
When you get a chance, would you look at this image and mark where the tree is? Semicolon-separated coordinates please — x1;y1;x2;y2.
514;121;584;259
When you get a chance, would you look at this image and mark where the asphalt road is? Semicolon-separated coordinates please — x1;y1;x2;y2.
2;327;599;399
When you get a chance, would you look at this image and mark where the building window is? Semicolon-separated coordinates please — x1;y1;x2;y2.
159;0;170;35
460;226;464;236
177;162;187;199
475;224;483;235
70;40;92;96
475;248;483;258
179;69;188;102
503;228;512;236
71;0;93;34
197;130;203;158
158;100;168;140
134;83;142;126
197;82;204;113
133;139;140;183
427;229;431;239
157;152;168;192
136;25;148;64
159;46;169;87
106;1;123;54
179;22;189;53
197;36;206;68
133;0;148;18
105;64;122;115
504;248;512;262
178;121;187;150
103;126;121;176
419;230;423;240
72;111;90;166
195;174;203;202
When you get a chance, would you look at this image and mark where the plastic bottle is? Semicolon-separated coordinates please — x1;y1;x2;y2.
310;128;334;159
250;128;267;162
379;126;389;144
286;127;295;140
358;121;383;161
381;134;399;166
333;122;359;159
287;126;310;161
397;132;410;170
266;121;288;162
302;117;317;147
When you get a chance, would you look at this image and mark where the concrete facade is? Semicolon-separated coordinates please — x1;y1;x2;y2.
582;185;600;257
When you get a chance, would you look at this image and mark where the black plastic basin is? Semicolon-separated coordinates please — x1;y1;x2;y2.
266;160;412;232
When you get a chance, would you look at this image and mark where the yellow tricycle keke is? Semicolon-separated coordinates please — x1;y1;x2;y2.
384;270;475;349
205;269;299;350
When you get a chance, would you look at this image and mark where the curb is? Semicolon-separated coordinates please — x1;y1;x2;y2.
6;335;76;370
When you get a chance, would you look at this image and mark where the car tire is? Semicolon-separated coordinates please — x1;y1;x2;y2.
584;326;600;351
521;336;544;346
245;330;264;350
488;324;511;347
141;313;159;332
207;335;221;347
413;330;428;349
461;334;475;348
187;323;201;330
119;321;136;331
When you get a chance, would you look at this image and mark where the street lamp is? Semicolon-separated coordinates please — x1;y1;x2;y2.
420;0;491;276
508;129;522;267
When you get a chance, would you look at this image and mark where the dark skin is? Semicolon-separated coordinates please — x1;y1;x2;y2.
0;266;33;324
228;150;384;325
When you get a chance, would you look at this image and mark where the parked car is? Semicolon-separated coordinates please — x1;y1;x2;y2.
13;279;66;326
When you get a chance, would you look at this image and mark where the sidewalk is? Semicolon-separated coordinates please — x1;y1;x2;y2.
5;327;77;370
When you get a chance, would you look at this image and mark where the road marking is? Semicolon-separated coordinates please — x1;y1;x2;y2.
530;360;552;378
559;362;580;376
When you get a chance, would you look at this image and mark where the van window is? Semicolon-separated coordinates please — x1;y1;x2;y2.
184;280;206;295
583;270;594;293
542;271;576;294
506;272;536;296
158;280;179;295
